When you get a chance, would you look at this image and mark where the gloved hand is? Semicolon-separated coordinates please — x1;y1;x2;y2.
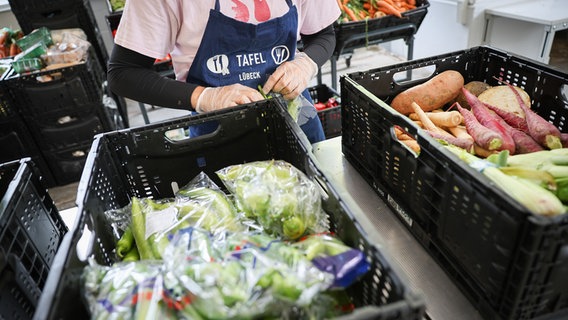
195;83;265;113
262;52;318;100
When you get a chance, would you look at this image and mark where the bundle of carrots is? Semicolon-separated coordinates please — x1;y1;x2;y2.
336;0;417;22
0;27;24;59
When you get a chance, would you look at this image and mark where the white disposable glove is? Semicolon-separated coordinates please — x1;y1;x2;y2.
195;83;265;113
262;52;318;100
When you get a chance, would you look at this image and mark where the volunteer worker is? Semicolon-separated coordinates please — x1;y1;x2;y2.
107;0;340;143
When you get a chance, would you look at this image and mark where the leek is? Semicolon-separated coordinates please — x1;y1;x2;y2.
445;145;565;216
505;149;568;178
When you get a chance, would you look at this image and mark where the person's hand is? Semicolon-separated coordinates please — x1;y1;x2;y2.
262;52;317;100
195;83;265;113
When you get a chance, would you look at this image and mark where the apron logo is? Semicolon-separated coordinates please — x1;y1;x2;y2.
206;54;230;75
271;46;290;65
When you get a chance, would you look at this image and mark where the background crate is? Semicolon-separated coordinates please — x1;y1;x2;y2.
341;45;568;320
5;47;104;115
0;79;19;120
35;99;425;320
24;106;106;152
309;84;342;139
334;0;429;58
0;118;56;188
0;158;68;319
8;0;109;73
42;142;91;186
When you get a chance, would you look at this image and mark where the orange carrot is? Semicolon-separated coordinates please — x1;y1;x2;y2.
343;5;359;21
377;0;402;18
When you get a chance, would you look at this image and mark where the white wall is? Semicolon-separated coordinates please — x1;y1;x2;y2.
384;0;527;60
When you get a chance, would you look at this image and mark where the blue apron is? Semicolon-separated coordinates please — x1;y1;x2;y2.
186;0;325;143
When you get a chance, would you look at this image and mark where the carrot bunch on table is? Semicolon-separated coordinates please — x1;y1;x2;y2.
336;0;418;21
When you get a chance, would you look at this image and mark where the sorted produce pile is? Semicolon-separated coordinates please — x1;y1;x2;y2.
337;0;418;21
390;70;568;216
82;161;370;319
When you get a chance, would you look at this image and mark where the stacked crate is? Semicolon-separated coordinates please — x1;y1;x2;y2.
0;71;56;187
3;47;119;186
8;0;130;128
8;0;108;73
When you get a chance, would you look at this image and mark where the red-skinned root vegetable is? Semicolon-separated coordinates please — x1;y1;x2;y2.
491;111;543;154
427;129;474;152
484;102;529;133
561;133;568;148
502;81;562;149
461;88;515;154
455;102;503;151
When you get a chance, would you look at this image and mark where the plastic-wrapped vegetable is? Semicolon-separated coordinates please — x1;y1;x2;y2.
293;234;371;289
83;259;177;320
216;160;328;240
163;228;336;319
126;173;250;260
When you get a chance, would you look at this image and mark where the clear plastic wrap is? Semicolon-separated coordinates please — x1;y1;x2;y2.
110;172;251;261
292;233;371;289
83;229;345;319
42;31;90;65
216;160;329;240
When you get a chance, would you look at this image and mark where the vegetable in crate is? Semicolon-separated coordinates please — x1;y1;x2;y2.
162;228;338;319
217;160;328;240
445;144;565;216
337;0;418;22
293;233;371;289
128;188;245;260
505;148;568;202
390;70;465;115
461;87;516;154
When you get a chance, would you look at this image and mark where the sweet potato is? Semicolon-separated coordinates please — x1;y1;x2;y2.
391;70;464;115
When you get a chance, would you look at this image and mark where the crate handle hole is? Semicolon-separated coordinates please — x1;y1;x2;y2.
561;84;568;104
392;125;419;156
392;65;436;85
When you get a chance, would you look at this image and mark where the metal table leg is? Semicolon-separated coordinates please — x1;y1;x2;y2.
138;102;150;124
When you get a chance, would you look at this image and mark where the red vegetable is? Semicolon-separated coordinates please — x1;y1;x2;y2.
503;81;562;149
483;102;529;133
461;87;515;153
490;111;543;154
455;102;503;151
427;129;474;152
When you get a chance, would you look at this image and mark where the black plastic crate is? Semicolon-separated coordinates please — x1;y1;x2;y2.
24;106;107;152
334;0;429;58
0;158;68;319
309;84;342;139
42;142;91;186
9;0;109;72
0;117;56;188
35;99;425;320
0;80;18;120
5;47;104;115
341;45;568;320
